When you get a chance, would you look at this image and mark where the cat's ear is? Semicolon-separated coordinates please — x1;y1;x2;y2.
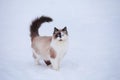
62;26;67;31
62;26;68;35
53;27;59;34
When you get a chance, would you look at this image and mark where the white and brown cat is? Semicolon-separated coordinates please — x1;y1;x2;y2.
30;16;68;70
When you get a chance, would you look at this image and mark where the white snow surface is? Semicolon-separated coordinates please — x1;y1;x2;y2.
0;0;120;80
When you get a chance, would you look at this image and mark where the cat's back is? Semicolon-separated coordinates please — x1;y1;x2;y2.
32;36;52;49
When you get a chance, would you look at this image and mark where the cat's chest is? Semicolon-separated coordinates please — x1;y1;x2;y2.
51;41;68;54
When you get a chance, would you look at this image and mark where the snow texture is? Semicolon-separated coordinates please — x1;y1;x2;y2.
0;0;120;80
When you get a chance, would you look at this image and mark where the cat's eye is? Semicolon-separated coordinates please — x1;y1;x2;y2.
62;27;67;31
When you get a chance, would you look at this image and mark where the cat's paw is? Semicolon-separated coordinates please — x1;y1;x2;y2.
35;61;40;65
52;66;60;71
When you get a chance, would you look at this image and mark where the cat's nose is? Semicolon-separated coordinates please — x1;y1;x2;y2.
58;34;62;38
59;39;63;41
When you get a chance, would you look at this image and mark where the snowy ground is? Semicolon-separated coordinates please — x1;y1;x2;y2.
0;0;120;80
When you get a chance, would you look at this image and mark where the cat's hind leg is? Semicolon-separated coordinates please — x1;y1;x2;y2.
33;52;41;65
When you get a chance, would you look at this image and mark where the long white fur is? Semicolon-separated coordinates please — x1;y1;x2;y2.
50;35;68;70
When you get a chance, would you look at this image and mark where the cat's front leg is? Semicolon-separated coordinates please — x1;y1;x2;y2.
50;58;60;70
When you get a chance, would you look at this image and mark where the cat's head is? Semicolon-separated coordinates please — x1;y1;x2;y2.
53;27;68;41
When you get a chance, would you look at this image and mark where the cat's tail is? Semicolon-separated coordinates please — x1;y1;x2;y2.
30;16;53;40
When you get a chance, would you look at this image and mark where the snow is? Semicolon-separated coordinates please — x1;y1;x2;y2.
0;0;120;80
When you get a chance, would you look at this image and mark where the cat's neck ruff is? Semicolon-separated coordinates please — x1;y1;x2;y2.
51;38;68;54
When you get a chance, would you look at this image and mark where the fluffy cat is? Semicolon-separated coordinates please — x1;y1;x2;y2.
30;16;68;70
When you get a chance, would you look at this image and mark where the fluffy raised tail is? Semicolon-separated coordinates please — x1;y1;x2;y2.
30;16;53;40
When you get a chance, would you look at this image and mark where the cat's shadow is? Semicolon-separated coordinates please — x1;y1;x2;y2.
61;60;79;70
28;60;79;71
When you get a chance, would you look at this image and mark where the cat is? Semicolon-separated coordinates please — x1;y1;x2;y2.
30;16;68;70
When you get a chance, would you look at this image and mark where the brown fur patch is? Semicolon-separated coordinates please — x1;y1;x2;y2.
50;47;56;59
44;60;51;66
